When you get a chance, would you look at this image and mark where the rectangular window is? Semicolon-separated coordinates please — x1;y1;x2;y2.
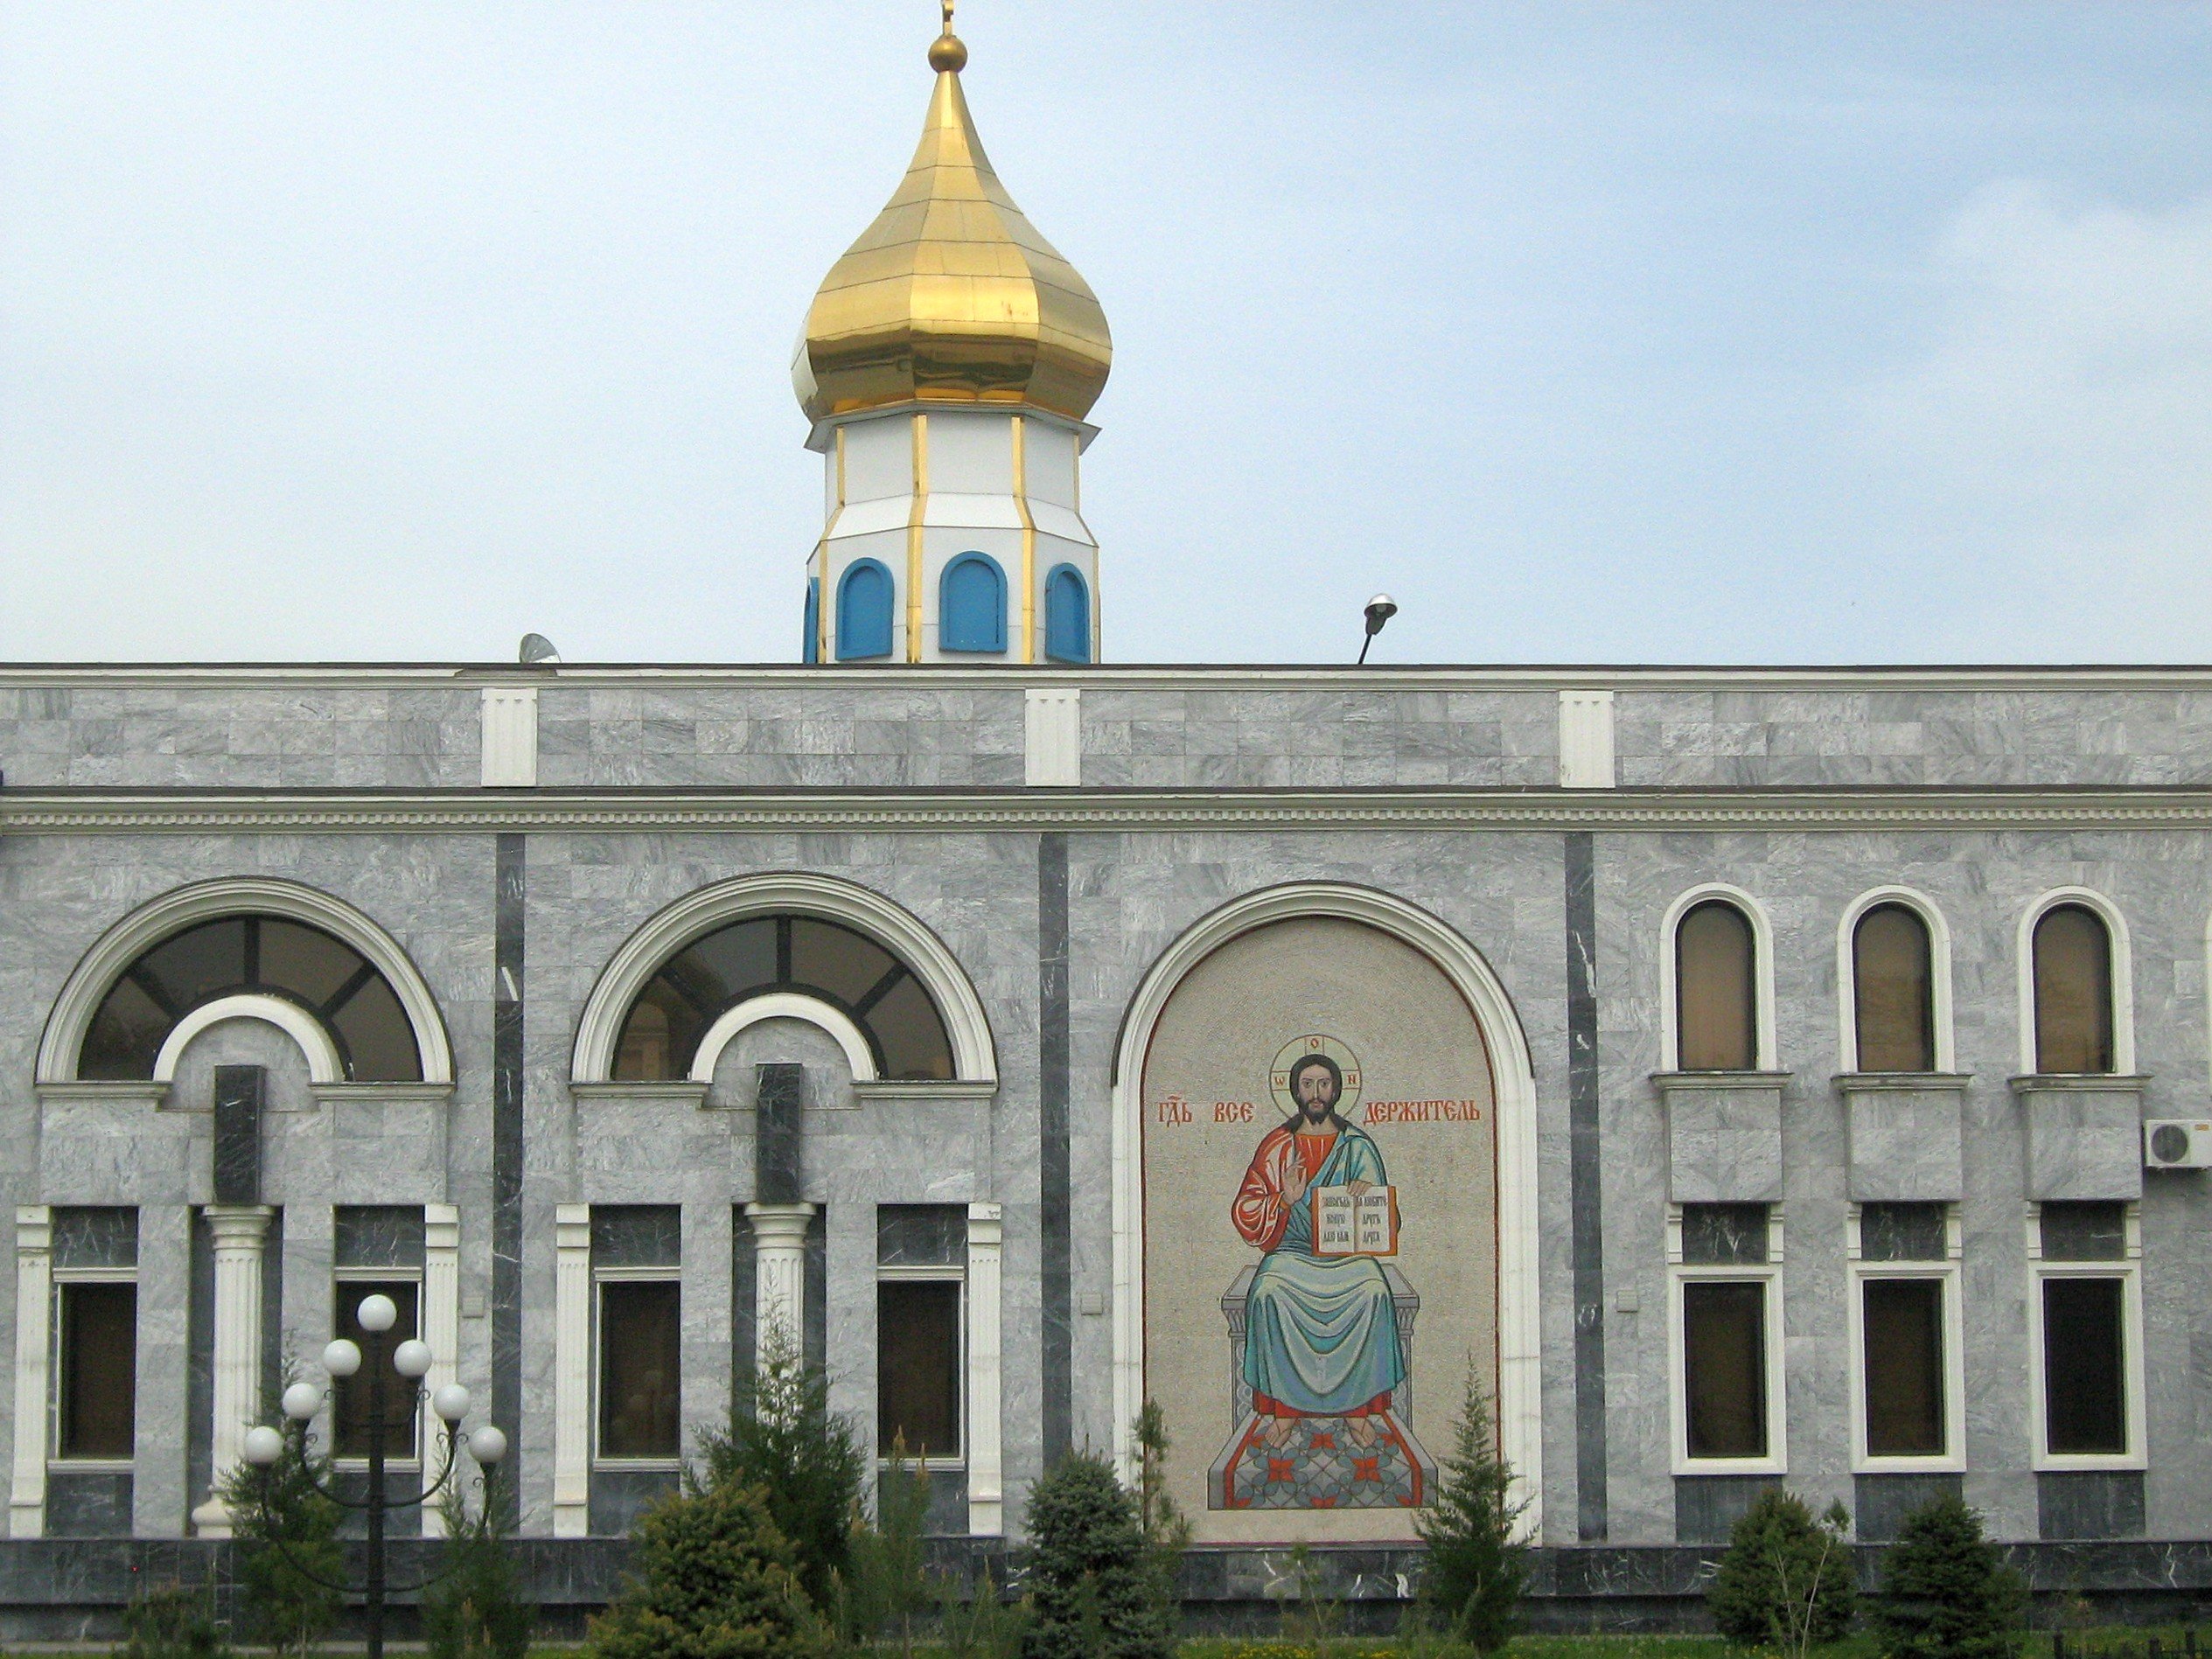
57;1282;136;1460
1863;1279;1944;1456
2030;1202;2141;1468
1671;1202;1782;1473
1850;1202;1960;1469
876;1205;964;1464
51;1207;138;1464
594;1206;681;1463
331;1279;420;1460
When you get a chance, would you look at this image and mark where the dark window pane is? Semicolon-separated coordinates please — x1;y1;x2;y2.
1681;1204;1769;1266
326;972;421;1082
2034;905;2114;1075
332;1280;420;1460
2041;1202;2126;1263
877;1206;966;1268
1864;1279;1945;1456
1677;902;1756;1071
58;1283;136;1459
867;972;954;1082
599;1280;681;1459
790;919;899;1010
2044;1277;2126;1455
1683;1280;1767;1459
1861;1202;1947;1263
878;1280;961;1459
137;919;249;1014
1855;904;1935;1072
684;920;778;1005
258;920;363;1008
80;977;171;1080
614;982;700;1082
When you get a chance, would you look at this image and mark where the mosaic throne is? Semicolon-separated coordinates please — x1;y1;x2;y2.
1206;1261;1437;1510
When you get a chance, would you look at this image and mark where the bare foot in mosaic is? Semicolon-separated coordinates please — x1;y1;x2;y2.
1345;1414;1379;1448
1262;1414;1298;1450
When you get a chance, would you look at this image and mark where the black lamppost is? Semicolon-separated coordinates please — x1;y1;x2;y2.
1357;593;1398;663
241;1292;507;1659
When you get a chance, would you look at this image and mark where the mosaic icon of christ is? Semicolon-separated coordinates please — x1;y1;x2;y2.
1231;1049;1407;1450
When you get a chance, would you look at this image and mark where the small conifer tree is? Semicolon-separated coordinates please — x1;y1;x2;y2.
1416;1365;1528;1656
585;1480;834;1659
694;1321;868;1617
1707;1488;1856;1652
1875;1494;2026;1659
118;1578;230;1659
1018;1452;1176;1659
422;1477;535;1659
216;1419;342;1658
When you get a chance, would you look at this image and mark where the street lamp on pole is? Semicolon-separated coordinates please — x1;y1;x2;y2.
243;1292;507;1659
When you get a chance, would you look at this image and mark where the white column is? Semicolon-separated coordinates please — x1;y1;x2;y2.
744;1202;817;1355
421;1203;461;1536
552;1203;591;1538
9;1208;52;1539
190;1204;274;1537
965;1202;1003;1537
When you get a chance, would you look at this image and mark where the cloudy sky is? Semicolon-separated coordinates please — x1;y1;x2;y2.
3;2;2209;666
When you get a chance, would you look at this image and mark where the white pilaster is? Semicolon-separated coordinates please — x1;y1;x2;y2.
744;1202;817;1356
9;1208;52;1539
1024;689;1081;787
965;1202;1003;1537
1558;688;1616;789
552;1203;591;1538
421;1203;461;1535
480;687;539;788
190;1204;274;1537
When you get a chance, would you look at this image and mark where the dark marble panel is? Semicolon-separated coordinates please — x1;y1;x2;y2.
1037;832;1071;1463
590;1205;680;1269
876;1204;966;1267
755;1063;804;1206
1680;1205;1770;1266
1675;1474;1783;1544
211;1066;264;1206
2040;1471;2146;1540
334;1205;425;1270
1855;1472;1964;1541
44;1471;134;1538
52;1208;137;1271
1566;829;1607;1541
588;1467;679;1537
493;832;526;1517
187;1214;213;1521
1861;1202;1948;1262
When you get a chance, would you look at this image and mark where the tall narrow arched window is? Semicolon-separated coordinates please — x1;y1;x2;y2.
802;576;820;665
1676;899;1757;1071
1853;903;1935;1073
836;560;895;661
2034;903;2114;1075
939;553;1007;652
1044;564;1090;665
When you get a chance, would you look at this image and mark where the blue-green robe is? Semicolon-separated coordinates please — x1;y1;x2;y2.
1242;1122;1406;1416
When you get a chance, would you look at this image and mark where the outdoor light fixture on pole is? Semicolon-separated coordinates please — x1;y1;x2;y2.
1357;594;1398;663
242;1292;507;1659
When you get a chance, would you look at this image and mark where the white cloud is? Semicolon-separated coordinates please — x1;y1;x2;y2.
1864;182;2212;653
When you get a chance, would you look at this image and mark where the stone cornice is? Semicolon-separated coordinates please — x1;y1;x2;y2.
6;660;2212;692
5;785;2212;834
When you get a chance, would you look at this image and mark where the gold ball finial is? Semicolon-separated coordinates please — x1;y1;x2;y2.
929;0;966;72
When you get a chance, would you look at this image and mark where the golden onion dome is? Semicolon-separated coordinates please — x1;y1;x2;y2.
792;7;1112;425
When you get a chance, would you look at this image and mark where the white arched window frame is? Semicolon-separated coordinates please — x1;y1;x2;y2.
1835;888;1957;1075
687;993;877;1084
569;872;998;1088
1106;882;1544;1537
2016;888;2136;1077
38;877;454;1087
1658;883;1779;1073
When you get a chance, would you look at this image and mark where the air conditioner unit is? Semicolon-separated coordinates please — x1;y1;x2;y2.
2143;1119;2212;1169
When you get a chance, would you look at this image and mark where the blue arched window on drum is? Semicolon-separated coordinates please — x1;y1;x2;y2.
836;560;894;660
939;552;1007;652
1044;564;1091;664
802;577;820;664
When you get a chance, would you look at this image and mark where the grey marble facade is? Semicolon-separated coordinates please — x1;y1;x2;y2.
3;662;2212;1589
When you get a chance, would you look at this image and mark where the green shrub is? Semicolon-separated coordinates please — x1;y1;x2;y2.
422;1478;535;1659
215;1426;342;1658
116;1579;228;1659
1416;1367;1528;1655
694;1321;869;1618
1018;1452;1175;1659
1707;1489;1856;1652
840;1437;933;1649
585;1480;834;1659
1874;1494;2025;1659
938;1563;1032;1659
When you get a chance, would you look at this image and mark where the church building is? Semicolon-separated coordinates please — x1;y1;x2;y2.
3;8;2210;1632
